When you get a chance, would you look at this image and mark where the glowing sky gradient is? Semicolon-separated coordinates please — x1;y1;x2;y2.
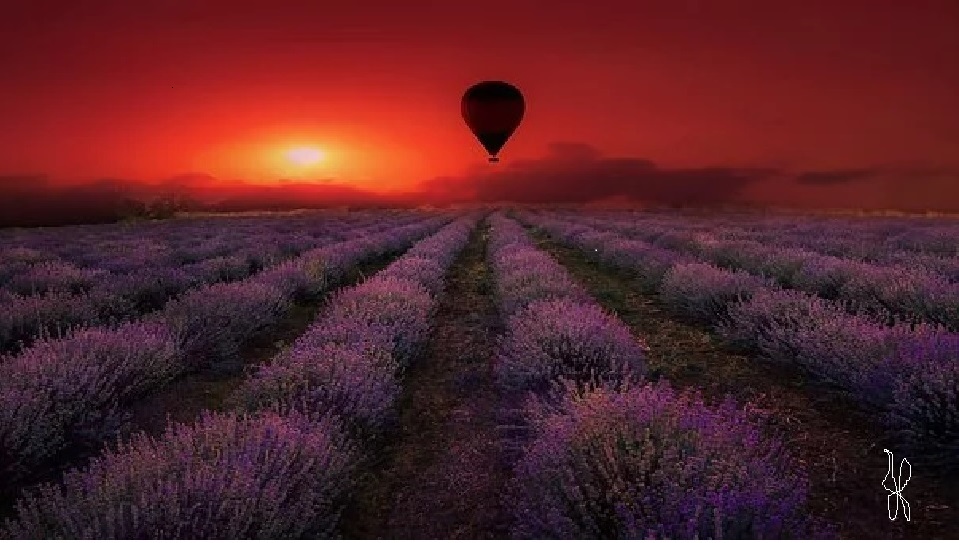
1;0;957;206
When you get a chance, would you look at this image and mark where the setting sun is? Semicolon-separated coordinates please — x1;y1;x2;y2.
286;146;325;167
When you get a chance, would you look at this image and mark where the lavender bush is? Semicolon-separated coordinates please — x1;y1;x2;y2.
108;266;198;312
719;288;952;410
186;254;252;284
577;212;959;329
0;321;182;481
234;342;400;438
494;247;589;316
0;248;58;285
836;264;959;328
516;213;684;288
507;384;816;538
0;213;434;355
162;280;292;370
317;277;434;370
888;333;959;465
488;214;589;316
524;210;959;461
2;411;358;539
887;252;959;283
0;289;133;353
380;256;448;296
497;298;646;394
254;247;331;301
790;253;864;299
0;214;448;486
660;262;776;324
5;261;109;296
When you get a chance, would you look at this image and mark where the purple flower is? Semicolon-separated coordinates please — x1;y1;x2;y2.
660;262;775;323
506;384;817;538
719;287;939;406
488;214;589;316
317;276;434;370
0;289;133;353
2;411;359;539
4;261;109;296
163;280;291;370
235;342;400;438
497;298;647;394
0;321;183;481
887;333;959;464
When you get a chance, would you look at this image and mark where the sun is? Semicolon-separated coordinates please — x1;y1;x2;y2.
286;146;325;167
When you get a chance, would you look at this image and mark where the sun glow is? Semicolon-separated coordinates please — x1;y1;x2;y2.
286;146;325;166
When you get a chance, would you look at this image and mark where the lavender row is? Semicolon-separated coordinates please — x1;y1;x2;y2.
561;210;959;282
708;221;959;281
487;213;641;393
487;214;817;538
0;214;326;288
0;215;450;485
523;212;959;464
0;214;426;354
0;213;385;296
2;411;357;539
2;216;478;538
0;210;401;274
0;212;378;351
566;212;959;329
574;209;959;258
235;215;477;435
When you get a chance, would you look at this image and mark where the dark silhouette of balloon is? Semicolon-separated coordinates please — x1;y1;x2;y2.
461;81;525;163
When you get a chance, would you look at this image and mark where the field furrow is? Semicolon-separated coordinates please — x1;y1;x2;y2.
342;218;508;538
486;213;823;538
1;215;477;538
528;226;959;538
0;214;451;493
521;211;959;465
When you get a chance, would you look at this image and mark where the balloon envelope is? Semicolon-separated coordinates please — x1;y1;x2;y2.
461;81;525;162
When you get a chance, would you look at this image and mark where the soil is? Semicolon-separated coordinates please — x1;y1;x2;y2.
342;223;510;539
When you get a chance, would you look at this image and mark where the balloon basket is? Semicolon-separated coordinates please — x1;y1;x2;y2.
488;156;500;163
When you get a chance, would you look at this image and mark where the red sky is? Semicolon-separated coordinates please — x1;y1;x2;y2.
1;0;957;208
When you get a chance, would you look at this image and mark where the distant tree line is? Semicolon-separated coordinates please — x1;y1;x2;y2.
0;179;201;228
0;176;397;229
116;194;203;222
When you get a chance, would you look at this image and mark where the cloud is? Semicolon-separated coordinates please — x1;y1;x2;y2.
416;142;775;206
414;144;959;212
794;169;880;185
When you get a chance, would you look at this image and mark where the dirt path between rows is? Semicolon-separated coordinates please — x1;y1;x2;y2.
532;230;958;540
342;223;509;539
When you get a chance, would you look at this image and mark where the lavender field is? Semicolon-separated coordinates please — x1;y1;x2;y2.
0;209;956;539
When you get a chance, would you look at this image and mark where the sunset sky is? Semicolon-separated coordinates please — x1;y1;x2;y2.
1;0;957;209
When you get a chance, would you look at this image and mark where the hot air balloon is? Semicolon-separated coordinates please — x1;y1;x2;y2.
461;80;525;163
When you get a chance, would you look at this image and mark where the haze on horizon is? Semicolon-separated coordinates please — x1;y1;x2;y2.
1;0;958;221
